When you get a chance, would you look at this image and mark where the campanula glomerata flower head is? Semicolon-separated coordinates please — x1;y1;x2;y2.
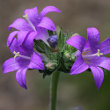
66;27;110;89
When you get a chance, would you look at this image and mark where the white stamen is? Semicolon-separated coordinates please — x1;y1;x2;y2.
82;49;103;58
13;51;31;60
23;14;36;31
13;51;20;59
19;54;31;60
97;49;103;56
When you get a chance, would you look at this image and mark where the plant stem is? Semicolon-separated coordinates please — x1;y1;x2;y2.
50;71;60;110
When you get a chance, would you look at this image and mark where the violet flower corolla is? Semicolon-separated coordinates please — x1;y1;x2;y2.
8;6;61;46
66;27;110;89
3;32;44;89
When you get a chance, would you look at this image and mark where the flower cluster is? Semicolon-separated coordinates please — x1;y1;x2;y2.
2;6;110;89
3;6;61;89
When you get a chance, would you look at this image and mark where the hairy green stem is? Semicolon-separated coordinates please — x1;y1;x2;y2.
50;71;60;110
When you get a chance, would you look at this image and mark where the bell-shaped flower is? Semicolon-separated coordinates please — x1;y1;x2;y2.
3;33;44;89
8;6;61;46
66;27;110;89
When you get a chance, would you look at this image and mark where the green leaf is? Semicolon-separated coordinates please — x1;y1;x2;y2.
57;27;65;51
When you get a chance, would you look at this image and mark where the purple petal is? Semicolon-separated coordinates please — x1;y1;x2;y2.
66;35;86;52
16;46;32;58
8;18;32;31
38;17;56;31
8;31;36;52
87;27;100;46
98;57;110;71
23;31;37;50
28;52;44;70
74;50;81;57
85;55;110;67
36;28;48;40
90;66;104;89
17;31;29;46
2;58;19;73
16;68;27;89
9;38;19;53
70;55;89;75
96;37;110;55
7;31;18;47
24;7;40;26
40;6;61;17
35;28;49;45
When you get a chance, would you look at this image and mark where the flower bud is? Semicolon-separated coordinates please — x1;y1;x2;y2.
45;62;57;70
47;35;58;48
64;51;71;59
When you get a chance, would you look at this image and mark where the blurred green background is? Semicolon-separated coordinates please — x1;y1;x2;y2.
0;0;110;110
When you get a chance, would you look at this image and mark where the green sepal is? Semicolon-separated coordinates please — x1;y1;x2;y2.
57;27;65;52
48;30;56;36
34;39;51;56
37;28;78;77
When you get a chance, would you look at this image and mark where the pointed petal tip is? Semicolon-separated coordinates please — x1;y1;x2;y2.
8;18;31;31
96;82;102;90
45;6;61;13
87;27;100;46
8;26;11;31
38;17;56;31
97;38;110;55
96;86;100;90
40;6;61;17
90;67;104;89
2;69;7;74
39;64;45;70
16;69;28;90
53;28;56;31
2;65;8;74
22;85;28;90
65;39;70;45
70;72;74;75
7;31;18;47
2;58;19;74
66;35;86;51
18;82;28;89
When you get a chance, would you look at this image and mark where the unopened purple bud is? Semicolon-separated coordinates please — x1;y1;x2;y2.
47;35;58;48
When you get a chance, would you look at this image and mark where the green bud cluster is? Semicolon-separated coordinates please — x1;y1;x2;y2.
34;27;77;78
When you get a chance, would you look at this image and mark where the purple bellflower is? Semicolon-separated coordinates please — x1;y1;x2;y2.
3;33;44;89
8;6;61;46
66;27;110;89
